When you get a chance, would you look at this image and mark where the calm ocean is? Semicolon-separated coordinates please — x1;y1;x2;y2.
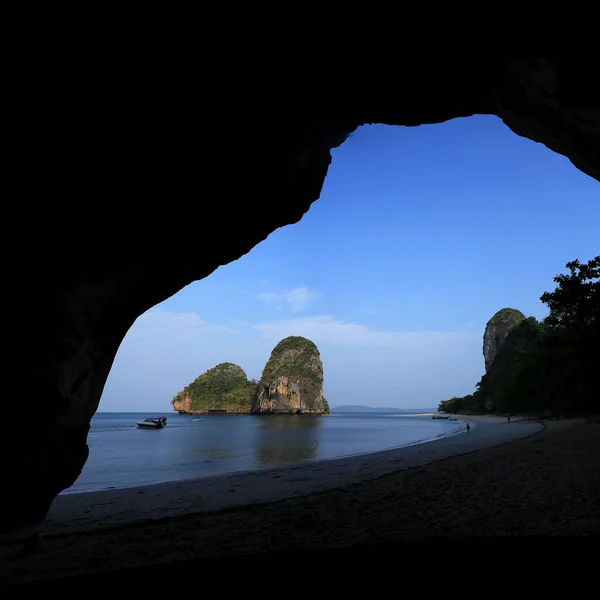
61;411;464;494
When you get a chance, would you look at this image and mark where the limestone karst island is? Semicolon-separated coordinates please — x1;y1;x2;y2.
171;336;330;415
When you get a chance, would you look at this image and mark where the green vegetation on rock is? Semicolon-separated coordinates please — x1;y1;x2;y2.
260;336;321;384
487;308;526;330
257;336;327;413
171;362;258;412
439;256;599;417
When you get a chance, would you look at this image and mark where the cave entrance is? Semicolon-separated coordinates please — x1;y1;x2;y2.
72;117;599;495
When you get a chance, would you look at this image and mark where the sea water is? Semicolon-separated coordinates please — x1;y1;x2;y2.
61;411;464;494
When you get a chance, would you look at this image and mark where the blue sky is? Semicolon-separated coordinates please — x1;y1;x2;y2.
99;116;599;412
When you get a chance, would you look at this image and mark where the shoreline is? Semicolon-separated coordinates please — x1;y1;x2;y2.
3;415;599;586
5;415;539;541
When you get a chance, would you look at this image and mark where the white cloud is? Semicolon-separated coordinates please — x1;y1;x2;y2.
129;309;241;341
257;286;319;313
254;315;479;348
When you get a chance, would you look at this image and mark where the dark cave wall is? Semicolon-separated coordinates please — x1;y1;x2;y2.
3;55;598;531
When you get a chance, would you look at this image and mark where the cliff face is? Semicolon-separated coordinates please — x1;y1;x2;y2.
252;336;328;414
171;362;257;414
172;391;253;414
171;394;192;414
483;308;526;371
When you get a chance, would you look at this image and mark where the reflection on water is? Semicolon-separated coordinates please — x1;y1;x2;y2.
195;448;247;461
192;417;254;463
253;415;322;466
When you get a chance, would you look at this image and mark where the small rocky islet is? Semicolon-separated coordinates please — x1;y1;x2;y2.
171;336;329;415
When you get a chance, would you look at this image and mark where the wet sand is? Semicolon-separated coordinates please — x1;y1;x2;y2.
2;415;599;589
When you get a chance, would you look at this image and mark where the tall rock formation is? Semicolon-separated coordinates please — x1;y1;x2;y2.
252;336;329;414
483;308;526;371
171;362;257;414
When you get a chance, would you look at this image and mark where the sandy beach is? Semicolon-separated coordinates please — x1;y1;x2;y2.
2;415;599;589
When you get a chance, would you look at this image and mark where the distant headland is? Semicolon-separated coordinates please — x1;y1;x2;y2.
330;405;437;414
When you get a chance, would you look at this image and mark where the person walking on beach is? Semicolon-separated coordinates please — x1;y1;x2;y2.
466;423;471;435
508;415;511;424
